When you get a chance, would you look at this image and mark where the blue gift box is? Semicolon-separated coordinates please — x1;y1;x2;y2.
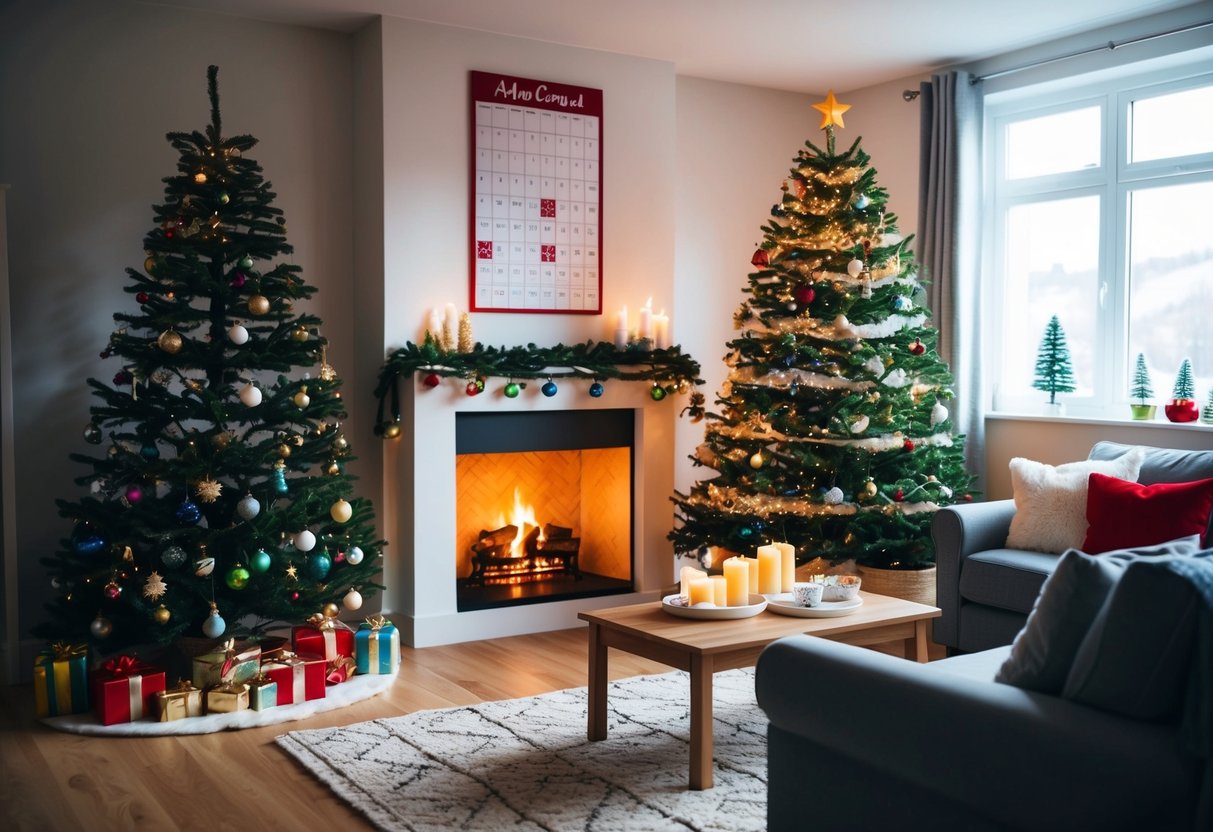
355;616;400;675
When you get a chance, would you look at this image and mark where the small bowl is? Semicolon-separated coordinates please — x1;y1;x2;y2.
821;575;862;602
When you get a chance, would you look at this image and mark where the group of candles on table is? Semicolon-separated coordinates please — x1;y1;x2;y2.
680;543;798;607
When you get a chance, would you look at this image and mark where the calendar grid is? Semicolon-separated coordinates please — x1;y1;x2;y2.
470;71;603;314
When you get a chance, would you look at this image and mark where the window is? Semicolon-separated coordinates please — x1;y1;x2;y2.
985;68;1213;418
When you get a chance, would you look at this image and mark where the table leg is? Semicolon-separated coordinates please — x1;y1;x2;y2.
688;652;714;790
905;619;930;663
587;622;608;741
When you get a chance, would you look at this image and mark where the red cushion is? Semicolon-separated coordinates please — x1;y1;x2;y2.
1082;473;1213;553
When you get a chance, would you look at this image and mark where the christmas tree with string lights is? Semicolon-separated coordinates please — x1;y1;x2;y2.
36;66;384;653
669;91;972;572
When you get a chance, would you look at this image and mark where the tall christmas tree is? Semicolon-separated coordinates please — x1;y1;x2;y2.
1032;315;1076;405
670;92;971;572
36;67;384;653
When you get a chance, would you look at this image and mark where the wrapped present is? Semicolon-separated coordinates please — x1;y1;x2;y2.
355;615;400;676
153;680;204;722
325;655;357;686
205;681;249;714
291;613;354;662
191;638;261;689
34;642;90;718
261;651;325;706
248;675;278;711
91;655;167;726
256;635;291;663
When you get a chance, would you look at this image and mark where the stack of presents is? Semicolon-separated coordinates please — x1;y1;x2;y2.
33;613;399;725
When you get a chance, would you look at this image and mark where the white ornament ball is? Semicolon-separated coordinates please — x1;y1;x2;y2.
849;415;870;434
330;498;352;523
931;402;949;427
91;615;113;639
847;259;864;277
342;588;363;611
194;557;215;577
346;545;365;565
228;323;250;345
294;529;317;552
236;494;261;521
824;486;844;505
239;383;262;407
832;315;857;337
880;233;902;247
941;485;954;499
202;608;226;638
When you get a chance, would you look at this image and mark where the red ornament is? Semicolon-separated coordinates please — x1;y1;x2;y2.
963;494;974;502
104;582;122;600
894;489;905;502
291;591;300;601
909;339;926;355
422;373;441;388
1164;399;1200;423
164;229;174;239
136;291;150;304
794;285;816;305
903;438;915;452
466;380;482;396
751;247;769;268
862;239;872;258
113;371;132;385
230;272;248;289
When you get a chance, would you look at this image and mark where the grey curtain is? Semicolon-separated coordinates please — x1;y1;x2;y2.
917;71;985;493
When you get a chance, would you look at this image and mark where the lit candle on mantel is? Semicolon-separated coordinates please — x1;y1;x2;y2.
688;577;715;606
638;298;653;342
773;542;796;593
679;565;706;601
654;309;670;350
757;545;782;594
614;305;628;350
723;557;750;606
709;575;728;607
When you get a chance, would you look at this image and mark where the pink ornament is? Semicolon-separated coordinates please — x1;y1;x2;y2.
230;272;247;289
104;583;122;600
125;484;144;503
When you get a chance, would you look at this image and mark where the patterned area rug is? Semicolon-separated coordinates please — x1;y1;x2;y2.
276;668;766;831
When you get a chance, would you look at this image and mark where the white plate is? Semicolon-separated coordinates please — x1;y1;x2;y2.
765;594;864;618
661;593;768;620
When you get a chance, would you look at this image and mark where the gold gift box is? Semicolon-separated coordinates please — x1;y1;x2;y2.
154;681;204;722
205;682;249;714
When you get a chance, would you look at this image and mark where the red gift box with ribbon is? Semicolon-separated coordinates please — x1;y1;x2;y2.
90;655;167;725
291;613;354;662
260;651;326;706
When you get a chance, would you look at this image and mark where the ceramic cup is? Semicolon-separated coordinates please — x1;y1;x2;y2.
822;575;862;602
792;582;824;607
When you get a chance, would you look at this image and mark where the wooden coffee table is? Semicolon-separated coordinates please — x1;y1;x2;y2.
578;591;940;789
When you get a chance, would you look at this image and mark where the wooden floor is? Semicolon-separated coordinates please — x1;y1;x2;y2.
0;625;945;831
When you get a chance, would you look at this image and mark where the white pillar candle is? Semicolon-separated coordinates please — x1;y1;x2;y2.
723;557;750;606
638;298;653;341
615;305;629;349
709;575;728;607
654;310;670;350
757;545;782;594
774;542;796;592
679;566;707;600
688;578;715;606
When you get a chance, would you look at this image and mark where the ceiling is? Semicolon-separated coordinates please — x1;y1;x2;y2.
151;0;1202;92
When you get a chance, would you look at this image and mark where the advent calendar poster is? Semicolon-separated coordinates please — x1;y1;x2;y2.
470;71;603;313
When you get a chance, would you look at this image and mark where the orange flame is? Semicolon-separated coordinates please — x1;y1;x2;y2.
493;488;545;556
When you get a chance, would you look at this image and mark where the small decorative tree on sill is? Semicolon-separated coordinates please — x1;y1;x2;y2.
1203;389;1213;425
1129;352;1156;420
1032;315;1076;412
1165;357;1200;423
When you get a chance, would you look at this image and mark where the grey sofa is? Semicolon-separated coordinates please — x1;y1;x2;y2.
932;441;1213;653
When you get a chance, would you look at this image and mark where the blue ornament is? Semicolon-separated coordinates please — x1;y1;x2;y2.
589;381;604;398
202;608;226;638
273;465;288;495
140;442;160;460
175;500;201;524
737;526;754;539
307;551;332;581
541;380;558;397
893;295;913;311
72;526;107;556
855;194;870;209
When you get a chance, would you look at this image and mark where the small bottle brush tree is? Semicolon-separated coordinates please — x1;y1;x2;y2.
1129;352;1155;419
37;67;385;653
1165;357;1200;422
1203;389;1213;425
1032;315;1076;406
669;92;972;573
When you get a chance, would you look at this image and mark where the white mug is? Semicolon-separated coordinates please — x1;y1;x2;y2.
792;582;824;607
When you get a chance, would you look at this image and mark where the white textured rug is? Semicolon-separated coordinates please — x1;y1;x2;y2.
276;668;767;831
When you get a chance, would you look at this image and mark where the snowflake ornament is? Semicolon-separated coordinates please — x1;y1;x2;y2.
195;477;223;503
143;571;167;600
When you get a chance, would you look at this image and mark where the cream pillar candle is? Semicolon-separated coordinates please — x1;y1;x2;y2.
614;306;628;349
745;557;760;589
723;557;750;606
688;578;715;606
679;566;707;600
774;542;796;592
757;545;782;594
638;298;653;341
709;575;728;606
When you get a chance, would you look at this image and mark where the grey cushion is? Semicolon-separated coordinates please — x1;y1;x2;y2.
1062;553;1213;720
960;549;1058;613
995;536;1203;693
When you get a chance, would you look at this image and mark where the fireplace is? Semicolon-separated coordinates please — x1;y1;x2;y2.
455;410;634;611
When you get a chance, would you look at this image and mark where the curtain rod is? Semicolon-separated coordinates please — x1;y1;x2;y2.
902;18;1212;100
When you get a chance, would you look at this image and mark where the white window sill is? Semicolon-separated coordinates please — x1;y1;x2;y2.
987;411;1213;432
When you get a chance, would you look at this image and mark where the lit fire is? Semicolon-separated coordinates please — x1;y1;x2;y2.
493;487;546;556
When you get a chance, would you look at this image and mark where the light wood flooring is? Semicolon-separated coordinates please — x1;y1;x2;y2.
0;625;944;831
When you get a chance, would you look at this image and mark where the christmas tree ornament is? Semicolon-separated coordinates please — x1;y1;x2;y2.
195;478;222;503
175;500;201;524
121;545;134;562
248;294;270;315
823;486;844;505
326;459;342;476
903;438;916;452
277;441;292;458
285;562;298;580
104;580;123;600
249;548;272;573
124;484;144;504
202;604;226;638
239;383;262;407
751;247;769;268
273;459;288;494
210;431;232;450
811;89;851;128
893;295;912;311
383;421;402;439
342;587;363;611
194;556;215;577
649;384;667;401
307;551;332;581
156;329;184;354
589;381;605;398
225;565;250;590
72;522;107;555
849;415;870;434
238;255;254;270
162;545;187;568
847;259;864;277
293;386;310;408
144;256;157;273
346;545;365;565
854;194;870;210
465;379;482;396
930;401;949;426
291;325;309;342
422;373;441;388
143;571;167;600
294;529;317;552
153;604;171;624
136;291;150;304
140;442;159;460
794;285;816;305
859;480;878;501
83;422;103;444
330;498;353;523
908;339;926;355
193;172;207;184
322;602;340;619
333;433;349;452
541;379;558;397
219;192;230;205
504;381;521;398
749;451;765;469
227;323;249;344
230;272;247;289
91;615;113;639
236;493;260;520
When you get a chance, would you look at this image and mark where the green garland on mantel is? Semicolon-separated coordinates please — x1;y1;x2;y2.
373;338;707;437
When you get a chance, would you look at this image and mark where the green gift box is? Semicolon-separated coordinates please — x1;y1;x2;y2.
34;642;90;717
248;676;278;711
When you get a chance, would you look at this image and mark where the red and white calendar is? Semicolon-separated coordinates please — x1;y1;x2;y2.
470;71;603;314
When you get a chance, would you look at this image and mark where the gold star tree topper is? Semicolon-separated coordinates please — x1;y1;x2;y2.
812;90;851;130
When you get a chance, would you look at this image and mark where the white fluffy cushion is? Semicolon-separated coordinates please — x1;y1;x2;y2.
1005;447;1145;554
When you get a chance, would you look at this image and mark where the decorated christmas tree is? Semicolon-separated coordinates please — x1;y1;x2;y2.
36;67;384;653
669;92;972;572
1032;315;1076;405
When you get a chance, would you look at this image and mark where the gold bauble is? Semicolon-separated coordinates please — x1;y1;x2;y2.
193;172;207;184
248;295;271;315
153;604;171;624
144;256;156;274
749;452;764;469
293;387;311;408
326;460;341;476
333;434;349;452
278;443;292;458
291;326;309;342
211;432;231;449
157;330;183;354
858;480;878;501
383;423;402;439
322;602;340;619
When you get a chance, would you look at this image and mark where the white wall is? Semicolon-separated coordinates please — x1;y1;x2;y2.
0;0;357;663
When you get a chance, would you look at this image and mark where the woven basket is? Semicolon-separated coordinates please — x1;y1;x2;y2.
856;564;937;607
